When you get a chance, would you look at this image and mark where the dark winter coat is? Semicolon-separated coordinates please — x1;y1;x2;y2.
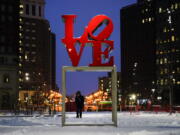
75;95;84;109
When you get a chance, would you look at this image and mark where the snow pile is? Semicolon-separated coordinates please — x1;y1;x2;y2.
0;112;180;135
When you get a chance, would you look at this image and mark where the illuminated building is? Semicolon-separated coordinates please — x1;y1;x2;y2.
0;0;19;109
98;72;121;101
19;0;56;91
121;0;180;105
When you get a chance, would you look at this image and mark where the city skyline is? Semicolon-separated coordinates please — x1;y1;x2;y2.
45;0;136;95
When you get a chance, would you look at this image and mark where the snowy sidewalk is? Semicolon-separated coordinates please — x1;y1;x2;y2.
0;112;180;135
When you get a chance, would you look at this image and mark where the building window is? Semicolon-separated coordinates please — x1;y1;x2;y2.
3;75;10;83
32;44;36;47
20;5;23;8
142;19;145;23
1;4;5;12
159;8;162;13
26;4;29;15
19;10;23;15
32;37;36;40
1;15;5;22
8;5;13;13
160;59;163;64
0;57;4;64
32;23;36;26
32;5;36;16
0;36;5;43
26;29;30;32
8;16;13;21
39;6;41;16
32;51;36;54
25;36;30;39
171;35;175;42
175;3;178;9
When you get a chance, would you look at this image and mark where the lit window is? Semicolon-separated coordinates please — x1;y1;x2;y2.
160;59;163;64
3;75;10;83
25;73;29;76
163;27;167;33
19;78;23;82
149;18;151;22
142;19;145;23
25;54;28;60
19;5;24;8
19;10;23;15
164;58;167;64
19;71;22;74
160;70;163;74
171;4;174;10
19;63;22;67
19;18;22;22
160;79;164;85
19;33;22;37
175;3;178;9
171;36;175;42
159;8;162;13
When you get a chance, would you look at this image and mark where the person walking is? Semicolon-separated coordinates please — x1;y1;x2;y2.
75;91;84;118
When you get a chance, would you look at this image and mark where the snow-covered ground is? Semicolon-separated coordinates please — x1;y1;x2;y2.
0;112;180;135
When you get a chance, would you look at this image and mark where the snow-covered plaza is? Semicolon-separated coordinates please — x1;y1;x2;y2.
0;112;180;135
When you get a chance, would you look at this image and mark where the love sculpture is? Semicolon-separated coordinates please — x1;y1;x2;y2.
62;15;114;66
61;15;117;127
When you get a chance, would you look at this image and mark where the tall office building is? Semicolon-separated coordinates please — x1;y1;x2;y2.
0;0;19;109
19;0;56;91
121;1;156;105
98;72;121;101
155;0;180;105
121;0;180;105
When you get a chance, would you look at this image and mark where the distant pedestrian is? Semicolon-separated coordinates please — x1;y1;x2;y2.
75;91;84;118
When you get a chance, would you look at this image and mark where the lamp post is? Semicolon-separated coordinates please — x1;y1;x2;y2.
25;73;30;115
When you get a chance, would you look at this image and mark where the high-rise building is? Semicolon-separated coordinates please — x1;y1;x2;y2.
0;0;19;109
121;1;156;104
19;0;56;91
98;72;121;101
121;0;180;105
155;0;180;105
